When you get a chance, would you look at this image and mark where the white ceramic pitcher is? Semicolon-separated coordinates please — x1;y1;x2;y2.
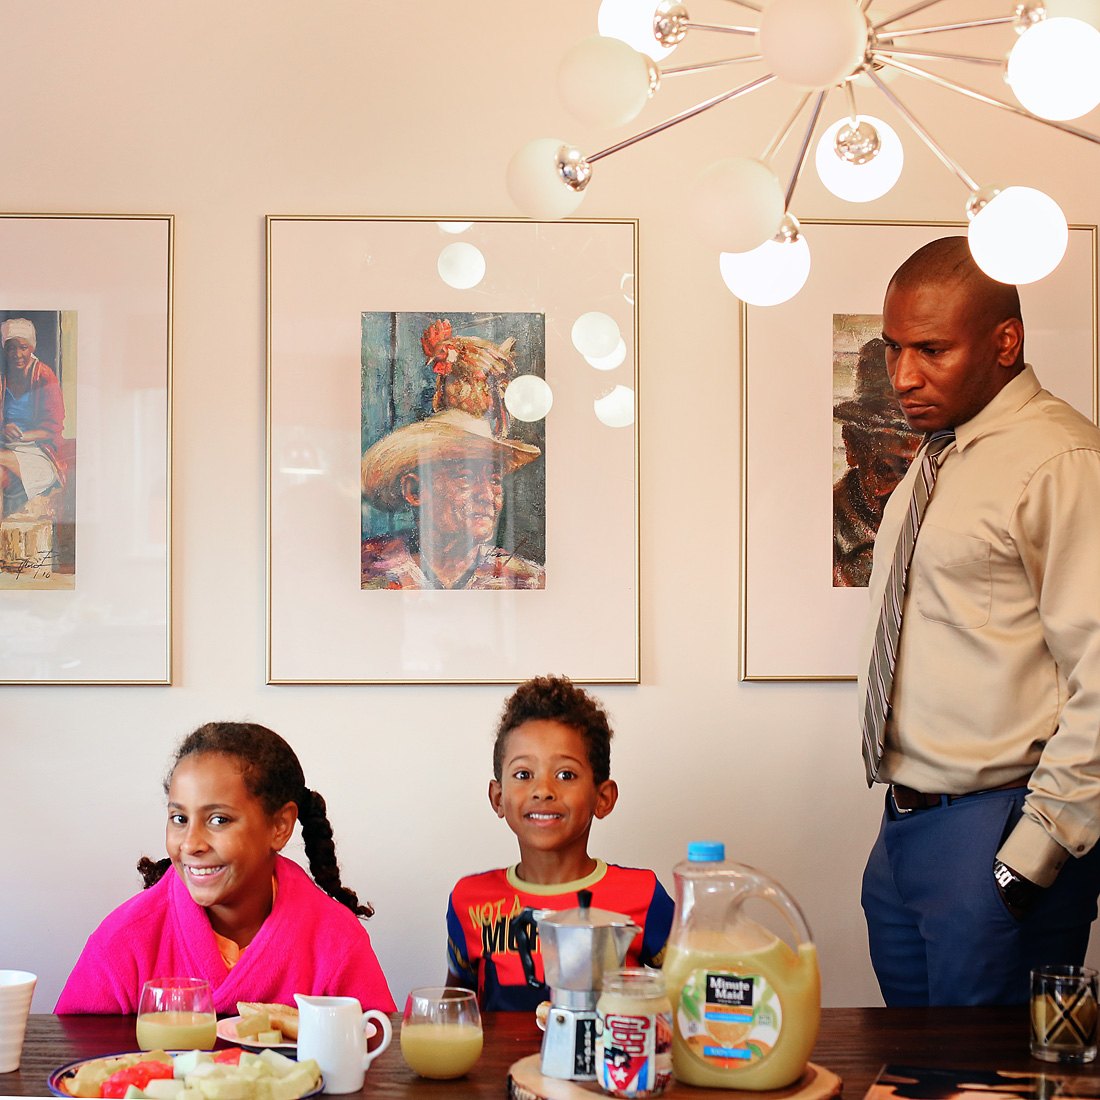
294;994;393;1094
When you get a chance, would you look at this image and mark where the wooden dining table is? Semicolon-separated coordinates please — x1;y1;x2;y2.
5;1006;1093;1100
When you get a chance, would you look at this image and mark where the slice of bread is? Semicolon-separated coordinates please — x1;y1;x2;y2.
236;1002;299;1041
234;1010;271;1039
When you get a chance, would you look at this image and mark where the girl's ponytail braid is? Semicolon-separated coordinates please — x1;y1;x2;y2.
137;856;171;889
299;788;374;919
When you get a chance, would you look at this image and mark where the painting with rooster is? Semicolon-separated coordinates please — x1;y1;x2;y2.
359;311;547;591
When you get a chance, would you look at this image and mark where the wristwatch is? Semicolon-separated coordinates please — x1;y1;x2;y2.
993;859;1043;917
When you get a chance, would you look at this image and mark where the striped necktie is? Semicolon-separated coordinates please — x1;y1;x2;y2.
861;429;956;785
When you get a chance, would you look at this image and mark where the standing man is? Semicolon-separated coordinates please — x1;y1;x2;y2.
858;236;1100;1006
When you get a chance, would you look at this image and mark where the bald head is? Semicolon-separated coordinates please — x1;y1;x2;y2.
881;236;1027;432
888;236;1023;358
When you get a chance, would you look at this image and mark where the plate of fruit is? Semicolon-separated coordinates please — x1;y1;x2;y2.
48;1046;322;1100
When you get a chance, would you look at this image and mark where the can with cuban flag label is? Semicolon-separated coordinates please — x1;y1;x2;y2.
596;969;672;1097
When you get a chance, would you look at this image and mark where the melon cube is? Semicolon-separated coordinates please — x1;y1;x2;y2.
173;1052;213;1079
144;1080;186;1100
256;1050;296;1077
194;1076;250;1100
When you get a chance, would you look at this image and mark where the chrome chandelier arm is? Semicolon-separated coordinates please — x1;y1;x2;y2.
873;0;955;30
587;73;778;164
763;92;815;162
876;15;1016;40
866;68;980;191
683;21;757;34
876;55;1100;146
874;47;1004;66
845;81;859;124
662;55;763;77
783;91;827;209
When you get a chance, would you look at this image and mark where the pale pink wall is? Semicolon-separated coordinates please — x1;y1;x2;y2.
1;0;1098;1011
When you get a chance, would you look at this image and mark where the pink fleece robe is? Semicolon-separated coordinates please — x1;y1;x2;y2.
55;855;394;1014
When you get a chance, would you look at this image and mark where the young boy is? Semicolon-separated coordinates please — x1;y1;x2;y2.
445;675;674;1011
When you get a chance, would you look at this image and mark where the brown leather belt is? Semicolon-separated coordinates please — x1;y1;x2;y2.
890;777;1031;814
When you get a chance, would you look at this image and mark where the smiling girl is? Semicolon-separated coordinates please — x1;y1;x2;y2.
56;722;394;1014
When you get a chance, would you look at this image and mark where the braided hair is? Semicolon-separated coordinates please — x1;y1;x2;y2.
137;721;374;918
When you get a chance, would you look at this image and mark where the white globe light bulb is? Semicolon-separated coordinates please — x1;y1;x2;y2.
572;312;621;358
504;375;554;422
594;384;635;428
689;158;785;252
437;222;473;234
597;0;675;61
559;35;653;126
586;337;628;371
814;115;904;202
1007;17;1100;120
506;138;588;221
437;243;486;289
719;226;812;307
967;186;1068;284
759;0;867;89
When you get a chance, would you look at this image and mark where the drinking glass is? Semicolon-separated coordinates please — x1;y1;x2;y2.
136;977;217;1051
0;970;37;1073
1031;965;1098;1063
400;986;483;1079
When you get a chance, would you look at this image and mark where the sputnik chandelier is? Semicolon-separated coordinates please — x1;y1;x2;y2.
506;0;1100;304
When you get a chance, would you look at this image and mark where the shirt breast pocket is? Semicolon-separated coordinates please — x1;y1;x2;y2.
912;526;992;629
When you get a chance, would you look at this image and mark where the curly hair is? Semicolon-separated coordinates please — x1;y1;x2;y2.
493;675;613;784
137;721;374;919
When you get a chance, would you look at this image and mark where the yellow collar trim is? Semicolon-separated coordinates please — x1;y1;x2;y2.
506;859;608;895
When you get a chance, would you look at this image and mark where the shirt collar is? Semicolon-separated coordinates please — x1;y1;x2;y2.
953;365;1040;453
506;859;608;895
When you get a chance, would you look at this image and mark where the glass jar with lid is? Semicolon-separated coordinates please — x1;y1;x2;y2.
595;968;672;1097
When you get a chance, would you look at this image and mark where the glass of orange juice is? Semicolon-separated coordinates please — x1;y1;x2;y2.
400;987;483;1079
136;977;216;1051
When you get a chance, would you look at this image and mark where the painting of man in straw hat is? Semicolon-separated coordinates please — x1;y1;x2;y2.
832;315;921;588
361;311;546;591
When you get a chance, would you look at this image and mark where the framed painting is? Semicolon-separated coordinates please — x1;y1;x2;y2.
0;213;173;684
740;218;1098;682
267;216;639;684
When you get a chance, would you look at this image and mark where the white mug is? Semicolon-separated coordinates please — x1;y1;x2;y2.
294;994;392;1093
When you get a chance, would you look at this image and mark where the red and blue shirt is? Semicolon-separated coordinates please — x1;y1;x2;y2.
446;861;674;1011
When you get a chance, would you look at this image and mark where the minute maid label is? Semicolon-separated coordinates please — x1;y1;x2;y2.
676;969;782;1068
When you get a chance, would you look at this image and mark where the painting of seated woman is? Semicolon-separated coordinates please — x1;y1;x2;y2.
0;310;76;590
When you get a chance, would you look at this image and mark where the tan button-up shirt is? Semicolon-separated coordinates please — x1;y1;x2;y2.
858;366;1100;886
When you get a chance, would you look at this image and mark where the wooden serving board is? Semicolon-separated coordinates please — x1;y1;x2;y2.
508;1054;842;1100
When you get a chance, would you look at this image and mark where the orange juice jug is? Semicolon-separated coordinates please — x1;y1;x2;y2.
663;842;820;1090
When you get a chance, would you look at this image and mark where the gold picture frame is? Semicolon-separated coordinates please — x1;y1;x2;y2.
266;215;639;684
0;213;173;684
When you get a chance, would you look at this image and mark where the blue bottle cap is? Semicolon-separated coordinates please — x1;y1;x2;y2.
687;841;726;862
